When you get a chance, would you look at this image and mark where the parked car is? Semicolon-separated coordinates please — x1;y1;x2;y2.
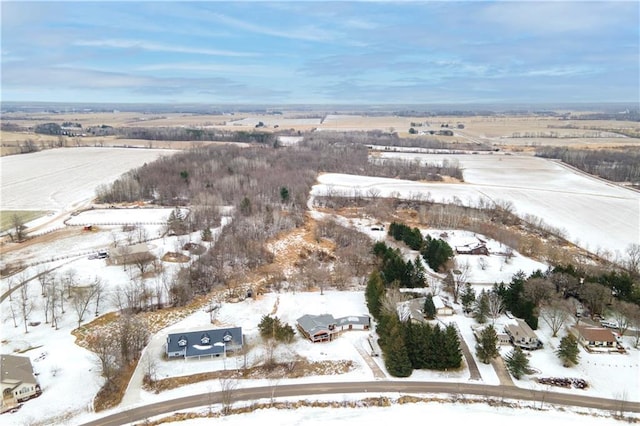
96;250;109;259
600;319;619;329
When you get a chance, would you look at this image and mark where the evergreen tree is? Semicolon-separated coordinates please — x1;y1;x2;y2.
365;271;386;319
279;186;290;203
461;283;476;315
556;333;580;367
504;346;531;379
423;293;436;320
421;237;454;272
382;317;413;377
201;227;213;242
443;324;462;369
474;290;490;324
475;324;499;364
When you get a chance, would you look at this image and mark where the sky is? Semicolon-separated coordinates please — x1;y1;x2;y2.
1;0;639;105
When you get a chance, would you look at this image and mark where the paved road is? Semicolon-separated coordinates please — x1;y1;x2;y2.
81;380;640;426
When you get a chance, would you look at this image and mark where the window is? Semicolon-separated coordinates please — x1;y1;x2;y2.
178;336;187;347
201;334;211;345
223;331;233;343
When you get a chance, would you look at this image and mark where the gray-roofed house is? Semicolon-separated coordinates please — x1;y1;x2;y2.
166;327;243;359
1;354;41;412
505;319;542;350
297;314;370;343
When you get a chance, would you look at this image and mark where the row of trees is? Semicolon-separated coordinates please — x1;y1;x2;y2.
387;221;455;272
6;269;106;332
535;146;640;184
365;271;462;377
372;242;426;288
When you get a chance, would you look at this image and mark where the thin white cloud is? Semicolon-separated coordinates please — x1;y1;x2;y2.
136;62;294;77
205;11;338;42
74;39;259;57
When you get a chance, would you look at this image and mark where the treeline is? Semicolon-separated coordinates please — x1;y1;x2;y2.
368;157;463;181
365;271;462;377
305;130;492;151
114;127;278;145
535;146;640;184
387;222;454;272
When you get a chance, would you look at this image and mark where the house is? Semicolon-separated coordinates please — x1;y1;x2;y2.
398;296;453;323
297;314;370;343
504;319;542;350
455;242;489;255
109;243;152;265
472;325;511;346
166;327;243;359
571;325;622;353
433;295;454;316
1;354;41;412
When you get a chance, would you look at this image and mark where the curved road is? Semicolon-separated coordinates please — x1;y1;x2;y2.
81;381;640;426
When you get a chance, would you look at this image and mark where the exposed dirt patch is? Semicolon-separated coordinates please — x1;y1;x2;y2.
161;251;190;263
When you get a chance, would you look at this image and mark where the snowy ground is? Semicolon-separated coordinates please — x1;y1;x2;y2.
0;147;173;211
1;149;638;425
313;153;640;259
155;401;628;426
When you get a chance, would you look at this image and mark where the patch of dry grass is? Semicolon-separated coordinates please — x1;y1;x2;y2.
145;359;354;393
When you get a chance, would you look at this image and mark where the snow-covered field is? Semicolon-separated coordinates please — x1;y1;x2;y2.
0;147;173;211
313;153;640;258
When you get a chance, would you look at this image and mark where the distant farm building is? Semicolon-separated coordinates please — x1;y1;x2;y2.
296;314;370;343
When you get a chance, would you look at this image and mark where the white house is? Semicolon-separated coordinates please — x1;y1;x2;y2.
1;354;41;412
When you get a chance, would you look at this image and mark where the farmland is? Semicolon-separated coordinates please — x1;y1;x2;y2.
0;110;639;425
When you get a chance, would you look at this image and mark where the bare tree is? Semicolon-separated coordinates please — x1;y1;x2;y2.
624;243;640;277
219;377;238;415
47;277;62;329
85;330;119;384
579;281;610;318
541;298;572;337
486;291;505;323
11;213;26;242
71;279;102;327
610;300;637;337
36;267;50;296
18;281;34;333
133;252;157;276
444;260;470;304
93;277;105;316
63;269;77;299
524;277;555;308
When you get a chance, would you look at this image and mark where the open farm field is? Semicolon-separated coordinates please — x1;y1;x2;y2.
0;147;173;211
3;112;638;152
313;153;640;258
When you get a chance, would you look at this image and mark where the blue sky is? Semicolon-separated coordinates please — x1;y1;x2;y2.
1;1;638;105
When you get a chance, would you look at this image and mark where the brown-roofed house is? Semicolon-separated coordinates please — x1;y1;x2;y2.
571;324;622;353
